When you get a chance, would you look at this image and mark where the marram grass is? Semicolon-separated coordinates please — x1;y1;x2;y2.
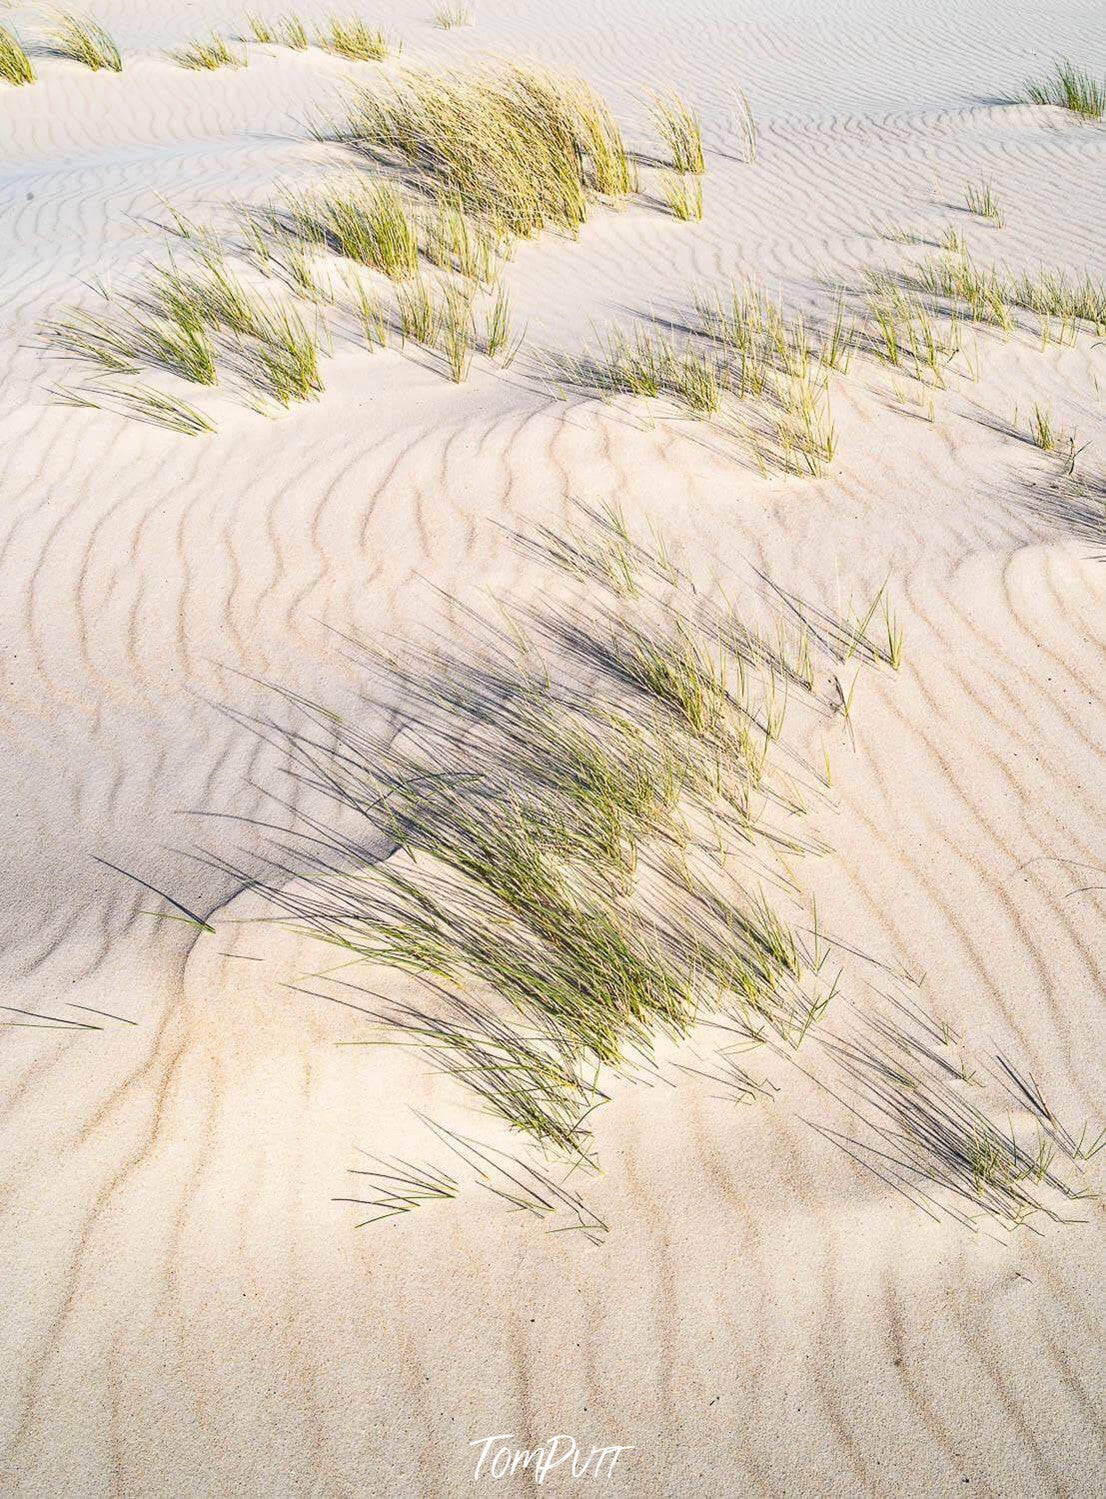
1025;59;1106;119
50;13;122;72
170;33;243;70
318;15;389;61
0;24;35;85
327;63;634;237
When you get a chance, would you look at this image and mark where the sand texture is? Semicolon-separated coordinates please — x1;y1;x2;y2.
2;0;1106;1493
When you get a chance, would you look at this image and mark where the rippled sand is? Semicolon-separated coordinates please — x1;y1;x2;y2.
2;0;1106;1492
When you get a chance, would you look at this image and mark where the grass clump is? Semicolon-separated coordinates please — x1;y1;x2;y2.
0;25;35;85
662;172;703;221
44;298;218;385
171;33;243;70
397;276;437;343
50;13;122;71
440;282;474;381
652;91;705;174
483;285;520;363
282;180;419;278
1028;403;1056;450
964;180;1003;225
45;257;324;413
433;2;473;26
319;15;388;61
1025;59;1106;119
423;193;503;281
330;63;634;238
567;325;721;416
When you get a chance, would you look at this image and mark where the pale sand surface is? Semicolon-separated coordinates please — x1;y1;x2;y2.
2;0;1106;1493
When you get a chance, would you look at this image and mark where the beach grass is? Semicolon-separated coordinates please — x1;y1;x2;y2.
964;180;1003;225
662;172;703;221
170;33;243;69
652;91;705;174
50;12;122;71
0;24;35;85
328;63;634;237
318;15;389;60
282;180;420;278
433;2;473;27
1025;59;1106;119
439;281;475;380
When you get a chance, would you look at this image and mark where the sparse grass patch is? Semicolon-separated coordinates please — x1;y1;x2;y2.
965;180;1003;225
1025;59;1106;119
0;24;35;85
1029;402;1056;450
246;14;278;43
54;379;216;434
318;14;388;61
433;2;472;27
483;285;520;363
282;180;419;278
44;257;324;414
439;281;474;381
652;91;705;174
565;325;721;416
170;33;243;70
50;13;122;71
397;276;437;343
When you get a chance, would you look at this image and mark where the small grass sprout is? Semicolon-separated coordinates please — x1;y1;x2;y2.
1029;402;1056;450
652;91;705;174
0;24;35;84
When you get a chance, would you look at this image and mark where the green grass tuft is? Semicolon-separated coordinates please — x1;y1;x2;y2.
1025;59;1106;119
319;15;389;61
50;13;123;72
170;33;244;70
652;91;705;174
0;24;35;85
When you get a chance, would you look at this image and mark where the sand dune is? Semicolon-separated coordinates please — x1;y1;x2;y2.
2;0;1106;1492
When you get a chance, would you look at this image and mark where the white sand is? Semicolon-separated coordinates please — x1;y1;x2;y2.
2;0;1106;1492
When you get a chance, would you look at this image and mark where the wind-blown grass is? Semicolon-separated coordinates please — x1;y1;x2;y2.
217;514;863;1158
1025;59;1106;119
280;180;420;278
50;13;122;71
433;2;472;27
326;63;634;237
661;172;703;221
318;15;388;61
652;91;705;174
964;180;1003;225
44;256;324;413
170;33;243;70
0;24;35;85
